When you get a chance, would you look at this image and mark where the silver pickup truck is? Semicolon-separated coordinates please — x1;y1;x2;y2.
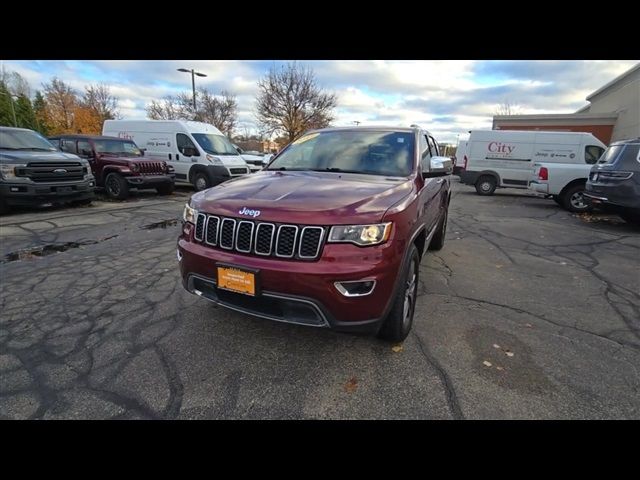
529;162;594;213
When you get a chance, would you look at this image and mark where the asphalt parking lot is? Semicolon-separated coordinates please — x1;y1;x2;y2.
1;181;639;419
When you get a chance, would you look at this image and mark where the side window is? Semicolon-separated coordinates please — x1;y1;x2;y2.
60;139;77;154
428;136;440;156
77;140;92;157
585;145;604;164
177;133;198;156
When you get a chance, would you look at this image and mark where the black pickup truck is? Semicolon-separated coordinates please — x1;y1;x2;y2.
0;126;95;215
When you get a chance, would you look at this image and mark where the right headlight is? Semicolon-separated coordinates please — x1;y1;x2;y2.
183;203;198;224
206;154;223;165
0;164;26;180
328;223;392;246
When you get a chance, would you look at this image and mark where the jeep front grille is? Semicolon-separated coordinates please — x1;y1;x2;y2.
193;215;325;261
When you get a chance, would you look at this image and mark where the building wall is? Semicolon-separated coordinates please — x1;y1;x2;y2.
586;72;640;142
497;124;614;144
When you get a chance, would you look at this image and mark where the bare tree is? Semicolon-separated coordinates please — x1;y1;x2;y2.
1;70;31;97
42;77;78;132
81;84;120;122
495;99;521;116
147;88;238;136
255;62;337;142
199;89;237;136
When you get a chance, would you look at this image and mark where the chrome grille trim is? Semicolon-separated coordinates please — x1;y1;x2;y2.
205;216;220;246
275;225;299;258
194;213;206;241
254;223;276;256
235;220;255;253
298;226;325;259
219;218;236;250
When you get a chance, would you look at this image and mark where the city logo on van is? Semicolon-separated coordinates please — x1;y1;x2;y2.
238;207;261;218
118;132;134;140
488;142;515;154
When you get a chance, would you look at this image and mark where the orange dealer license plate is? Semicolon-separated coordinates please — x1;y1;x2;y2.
216;265;259;296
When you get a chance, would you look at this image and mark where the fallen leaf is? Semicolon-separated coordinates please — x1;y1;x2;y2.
344;377;358;393
391;344;403;353
495;264;503;269
525;323;533;328
505;351;514;357
496;366;504;371
493;344;501;349
483;361;492;367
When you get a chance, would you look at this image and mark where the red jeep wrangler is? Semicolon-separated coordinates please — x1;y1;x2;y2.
178;126;452;341
49;135;175;200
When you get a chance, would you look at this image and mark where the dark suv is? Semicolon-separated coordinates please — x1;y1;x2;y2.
177;126;452;342
49;135;175;200
584;137;640;225
1;127;95;215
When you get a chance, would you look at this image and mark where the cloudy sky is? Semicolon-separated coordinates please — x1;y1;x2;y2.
2;60;638;143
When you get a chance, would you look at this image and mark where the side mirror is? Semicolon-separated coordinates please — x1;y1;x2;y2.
424;156;453;178
139;148;146;156
81;149;94;158
235;146;242;154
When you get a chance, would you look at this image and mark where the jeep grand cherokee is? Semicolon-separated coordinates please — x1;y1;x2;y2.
177;126;452;341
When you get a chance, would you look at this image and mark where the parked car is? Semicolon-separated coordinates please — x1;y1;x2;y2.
1;127;95;215
102;120;250;191
459;130;606;195
528;143;605;212
177;125;452;342
232;144;268;173
584;137;640;225
48;135;175;200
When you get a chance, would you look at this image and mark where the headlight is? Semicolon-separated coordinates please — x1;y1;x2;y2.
0;164;26;180
183;203;198;224
83;162;93;176
206;154;223;165
129;162;140;172
328;223;392;246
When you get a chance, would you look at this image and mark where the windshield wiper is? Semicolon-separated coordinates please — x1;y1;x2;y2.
311;167;369;174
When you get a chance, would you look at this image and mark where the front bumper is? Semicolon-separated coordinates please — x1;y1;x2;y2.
0;179;95;206
125;174;175;187
177;224;403;333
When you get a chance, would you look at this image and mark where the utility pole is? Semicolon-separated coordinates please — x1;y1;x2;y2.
177;68;208;117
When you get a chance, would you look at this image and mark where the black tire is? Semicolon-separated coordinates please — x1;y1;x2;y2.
156;183;175;195
428;208;448;251
193;172;211;191
0;197;9;215
560;183;591;213
377;244;420;343
619;210;640;226
552;195;562;205
104;173;129;200
475;175;497;195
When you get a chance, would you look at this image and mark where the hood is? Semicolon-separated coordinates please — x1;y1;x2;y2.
0;150;81;163
191;170;414;225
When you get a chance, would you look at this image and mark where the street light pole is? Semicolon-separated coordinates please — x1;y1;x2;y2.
177;68;208;118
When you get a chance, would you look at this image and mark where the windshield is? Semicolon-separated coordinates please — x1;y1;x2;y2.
192;133;238;155
0;129;57;151
598;145;624;164
94;139;142;157
267;130;416;177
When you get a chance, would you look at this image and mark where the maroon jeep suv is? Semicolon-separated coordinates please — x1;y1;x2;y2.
49;135;175;200
177;126;452;341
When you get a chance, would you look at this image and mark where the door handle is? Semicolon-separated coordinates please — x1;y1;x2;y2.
168;153;172;160
176;154;180;161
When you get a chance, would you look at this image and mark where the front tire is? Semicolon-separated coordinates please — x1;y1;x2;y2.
377;244;420;343
104;173;129;200
0;197;9;215
475;175;497;195
560;184;591;213
193;172;211;191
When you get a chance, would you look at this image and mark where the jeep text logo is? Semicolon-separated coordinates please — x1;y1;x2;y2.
239;207;261;218
488;142;515;154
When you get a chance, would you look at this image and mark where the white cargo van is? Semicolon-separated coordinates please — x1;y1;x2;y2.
459;130;606;195
102;120;250;190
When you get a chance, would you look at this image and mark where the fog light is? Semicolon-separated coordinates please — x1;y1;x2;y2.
334;280;376;297
89;182;95;186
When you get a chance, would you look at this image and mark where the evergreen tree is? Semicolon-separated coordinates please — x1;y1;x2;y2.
0;81;17;127
14;95;38;130
33;90;50;135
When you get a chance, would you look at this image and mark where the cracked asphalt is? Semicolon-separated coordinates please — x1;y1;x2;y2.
1;181;639;419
